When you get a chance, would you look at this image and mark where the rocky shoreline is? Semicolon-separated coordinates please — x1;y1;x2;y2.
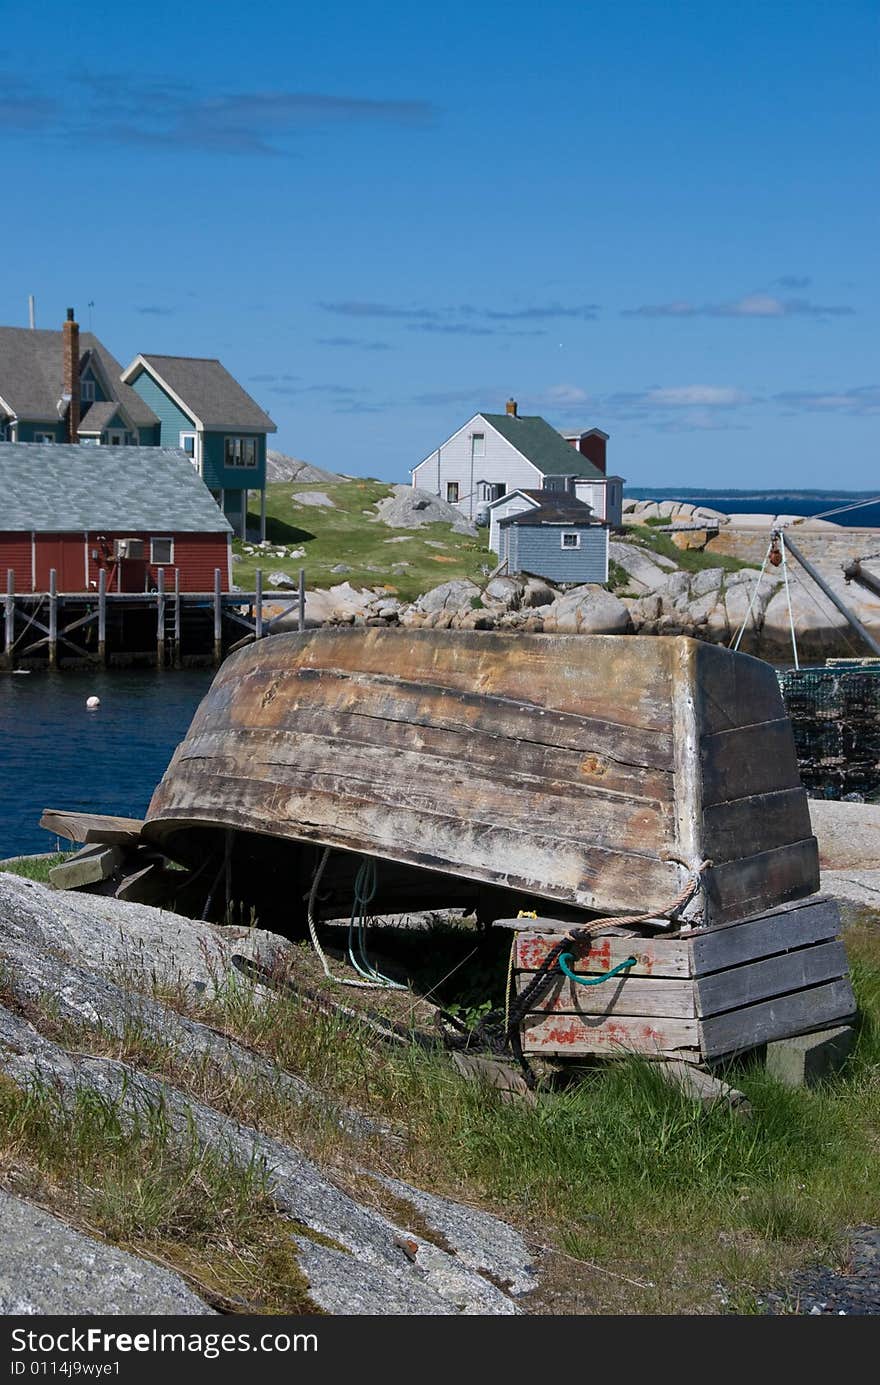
265;499;880;663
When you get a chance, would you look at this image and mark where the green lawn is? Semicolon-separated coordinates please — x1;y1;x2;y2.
234;479;493;604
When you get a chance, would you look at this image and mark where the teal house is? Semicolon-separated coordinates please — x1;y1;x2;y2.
0;316;160;447
122;354;276;539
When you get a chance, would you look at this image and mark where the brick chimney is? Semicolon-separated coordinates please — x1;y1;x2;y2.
506;397;518;417
567;428;608;475
62;308;80;443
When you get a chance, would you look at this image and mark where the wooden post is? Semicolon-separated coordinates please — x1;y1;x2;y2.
298;567;305;633
173;568;181;669
156;566;166;670
48;569;58;670
213;568;222;665
97;568;106;667
4;569;14;671
260;487;267;544
255;568;263;640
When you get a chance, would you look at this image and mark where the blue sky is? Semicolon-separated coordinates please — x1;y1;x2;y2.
1;0;877;488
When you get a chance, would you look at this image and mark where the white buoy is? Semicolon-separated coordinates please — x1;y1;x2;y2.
86;695;100;709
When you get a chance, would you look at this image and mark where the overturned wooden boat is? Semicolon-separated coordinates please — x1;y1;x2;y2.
145;628;818;927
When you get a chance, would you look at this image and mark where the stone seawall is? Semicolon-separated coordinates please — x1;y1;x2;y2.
706;526;880;567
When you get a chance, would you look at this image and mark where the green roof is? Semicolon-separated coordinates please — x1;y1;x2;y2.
482;413;606;479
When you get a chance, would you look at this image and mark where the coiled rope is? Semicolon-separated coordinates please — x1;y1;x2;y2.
306;847;405;990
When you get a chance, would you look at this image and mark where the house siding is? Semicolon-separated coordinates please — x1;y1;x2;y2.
488;492;539;553
201;432;266;492
0;532;33;591
85;530;230;593
412;415;542;522
127;370;197;446
503;524;608;584
16;421;66;443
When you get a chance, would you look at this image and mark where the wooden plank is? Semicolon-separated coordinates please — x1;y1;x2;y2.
700;978;857;1059
49;844;124;890
521;1011;700;1056
40;809;144;847
702;839;819;926
694;640;788;737
696;940;849;1018
515;971;696;1019
216;627;679;733
173;729;674;852
702;788;814;865
146;768;684;916
657;1061;750;1112
691;895;840;975
700;718;802;807
201;662;678;775
514;931;692;978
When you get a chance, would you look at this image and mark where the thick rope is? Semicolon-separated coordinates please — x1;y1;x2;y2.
306;848;406;990
506;860;711;1080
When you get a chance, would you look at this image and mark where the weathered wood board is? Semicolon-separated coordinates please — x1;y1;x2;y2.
143;630;819;926
516;895;856;1060
41;809;144;848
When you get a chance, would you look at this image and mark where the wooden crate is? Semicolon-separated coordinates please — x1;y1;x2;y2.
510;895;855;1061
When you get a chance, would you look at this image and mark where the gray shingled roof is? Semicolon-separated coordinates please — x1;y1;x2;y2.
131;355;276;433
482;413;606;480
499;494;605;527
0;328;159;428
77;401;121;434
0;444;232;533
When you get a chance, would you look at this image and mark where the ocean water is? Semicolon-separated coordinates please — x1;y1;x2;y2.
627;489;880;527
0;668;213;858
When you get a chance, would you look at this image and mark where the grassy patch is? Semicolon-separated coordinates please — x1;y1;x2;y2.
232;480;492;604
627;524;759;576
0;854;69;884
5;905;879;1314
0;1075;315;1312
177;926;880;1314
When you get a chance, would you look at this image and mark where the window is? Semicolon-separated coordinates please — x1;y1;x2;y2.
80;379;96;403
34;432;55;443
225;436;258;468
470;433;485;459
487;482;506;501
150;537;174;564
108;431;124;446
561;532;581;550
543;476;566;492
446;481;460;503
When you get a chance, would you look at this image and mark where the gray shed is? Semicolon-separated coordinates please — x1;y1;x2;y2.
498;496;608;584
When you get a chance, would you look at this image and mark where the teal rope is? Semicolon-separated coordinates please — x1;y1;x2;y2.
558;953;637;986
348;858;406;989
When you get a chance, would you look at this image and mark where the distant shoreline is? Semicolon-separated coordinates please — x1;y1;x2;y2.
626;488;880;528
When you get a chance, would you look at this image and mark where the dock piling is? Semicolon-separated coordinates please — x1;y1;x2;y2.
97;569;106;666
173;569;181;668
48;570;58;670
213;569;222;665
4;569;14;671
156;567;166;669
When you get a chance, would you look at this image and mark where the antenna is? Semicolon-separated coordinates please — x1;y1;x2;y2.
28;295;35;330
88;300;95;331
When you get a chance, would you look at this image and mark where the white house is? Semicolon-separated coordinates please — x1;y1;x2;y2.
411;399;624;527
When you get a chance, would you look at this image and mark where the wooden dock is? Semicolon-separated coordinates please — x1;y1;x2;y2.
2;567;306;671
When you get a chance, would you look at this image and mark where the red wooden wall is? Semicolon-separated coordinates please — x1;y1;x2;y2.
0;531;229;593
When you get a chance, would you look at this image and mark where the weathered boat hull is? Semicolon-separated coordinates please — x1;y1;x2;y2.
143;629;818;928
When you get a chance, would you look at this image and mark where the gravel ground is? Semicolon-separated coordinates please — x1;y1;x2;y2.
763;1227;880;1315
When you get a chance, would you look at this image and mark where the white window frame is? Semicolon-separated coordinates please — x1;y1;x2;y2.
150;537;174;565
80;378;96;403
225;435;258;469
561;532;581;550
446;481;460;503
34;432;55;443
470;432;485;459
107;430;125;446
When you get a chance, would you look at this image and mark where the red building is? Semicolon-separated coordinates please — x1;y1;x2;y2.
0;443;232;592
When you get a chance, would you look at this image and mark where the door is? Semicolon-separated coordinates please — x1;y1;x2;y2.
34;535;85;591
